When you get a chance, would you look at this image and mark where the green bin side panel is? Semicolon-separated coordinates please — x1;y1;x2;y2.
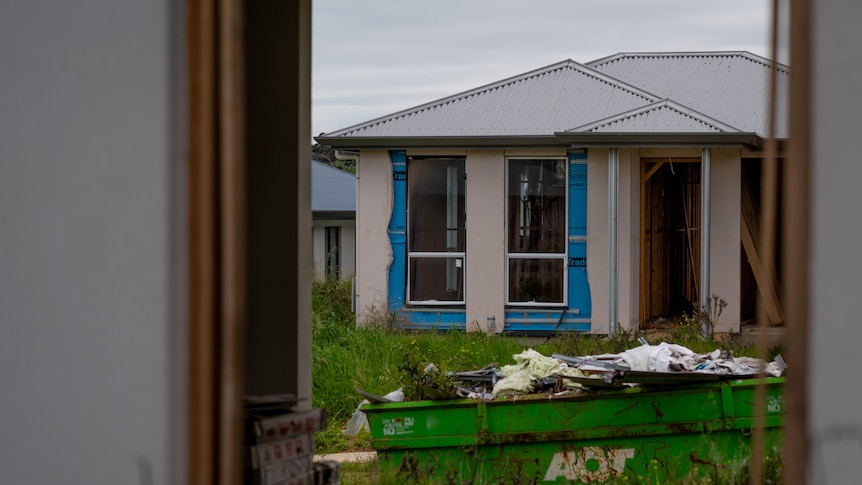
379;430;782;484
364;378;784;483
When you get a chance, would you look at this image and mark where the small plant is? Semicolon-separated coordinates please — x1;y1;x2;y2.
605;326;645;353
674;294;728;341
537;331;607;357
669;315;704;343
767;344;784;361
397;343;457;401
701;294;728;338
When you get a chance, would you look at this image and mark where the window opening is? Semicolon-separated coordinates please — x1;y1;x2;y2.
407;157;466;305
506;158;567;305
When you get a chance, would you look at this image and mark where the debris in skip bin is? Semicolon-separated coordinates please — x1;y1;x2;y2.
343;387;404;437
361;342;786;403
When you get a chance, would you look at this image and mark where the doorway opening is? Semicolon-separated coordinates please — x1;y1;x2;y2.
640;158;701;327
740;158;784;326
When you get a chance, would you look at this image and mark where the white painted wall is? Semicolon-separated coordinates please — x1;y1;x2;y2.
809;1;862;481
707;148;742;332
0;0;183;483
464;150;506;332
312;221;356;281
342;224;357;281
587;149;611;334
618;148;641;331
354;150;392;324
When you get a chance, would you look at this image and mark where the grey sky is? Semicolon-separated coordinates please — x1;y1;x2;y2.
312;0;771;139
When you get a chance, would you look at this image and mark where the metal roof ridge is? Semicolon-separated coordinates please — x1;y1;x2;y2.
587;51;790;72
319;58;661;138
564;99;743;133
320;59;577;137
569;61;663;102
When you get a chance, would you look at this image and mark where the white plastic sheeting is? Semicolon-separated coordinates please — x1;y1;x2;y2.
493;349;588;397
618;342;784;376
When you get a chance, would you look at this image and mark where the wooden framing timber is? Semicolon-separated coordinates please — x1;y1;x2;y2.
741;179;783;325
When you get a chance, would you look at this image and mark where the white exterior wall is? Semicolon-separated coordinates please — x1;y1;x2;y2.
312;224;324;278
312;220;356;281
707;148;742;332
341;223;357;280
587;149;611;334
464;150;506;332
618;148;641;331
354;150;392;324
0;0;183;482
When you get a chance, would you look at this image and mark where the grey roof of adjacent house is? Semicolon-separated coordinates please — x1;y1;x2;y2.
316;51;788;149
312;160;355;220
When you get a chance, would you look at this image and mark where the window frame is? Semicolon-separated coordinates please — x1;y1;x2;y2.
505;156;569;307
406;157;466;306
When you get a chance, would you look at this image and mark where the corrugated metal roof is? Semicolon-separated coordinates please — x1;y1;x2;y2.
587;52;789;138
322;60;659;138
312;160;355;213
317;51;787;146
567;99;740;133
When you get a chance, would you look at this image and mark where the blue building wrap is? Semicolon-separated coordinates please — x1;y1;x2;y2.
505;151;592;333
567;151;591;323
387;151;465;329
387;150;407;312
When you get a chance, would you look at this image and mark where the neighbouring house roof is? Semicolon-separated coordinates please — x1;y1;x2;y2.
316;51;787;149
312;160;355;220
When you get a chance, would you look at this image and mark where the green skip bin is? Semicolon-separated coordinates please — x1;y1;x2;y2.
363;377;784;484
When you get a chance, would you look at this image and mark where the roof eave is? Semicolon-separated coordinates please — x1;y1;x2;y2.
314;135;564;150
316;133;771;150
553;132;764;149
312;210;356;221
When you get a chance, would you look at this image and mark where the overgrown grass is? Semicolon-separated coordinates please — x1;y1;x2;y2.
311;278;770;456
312;278;527;452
